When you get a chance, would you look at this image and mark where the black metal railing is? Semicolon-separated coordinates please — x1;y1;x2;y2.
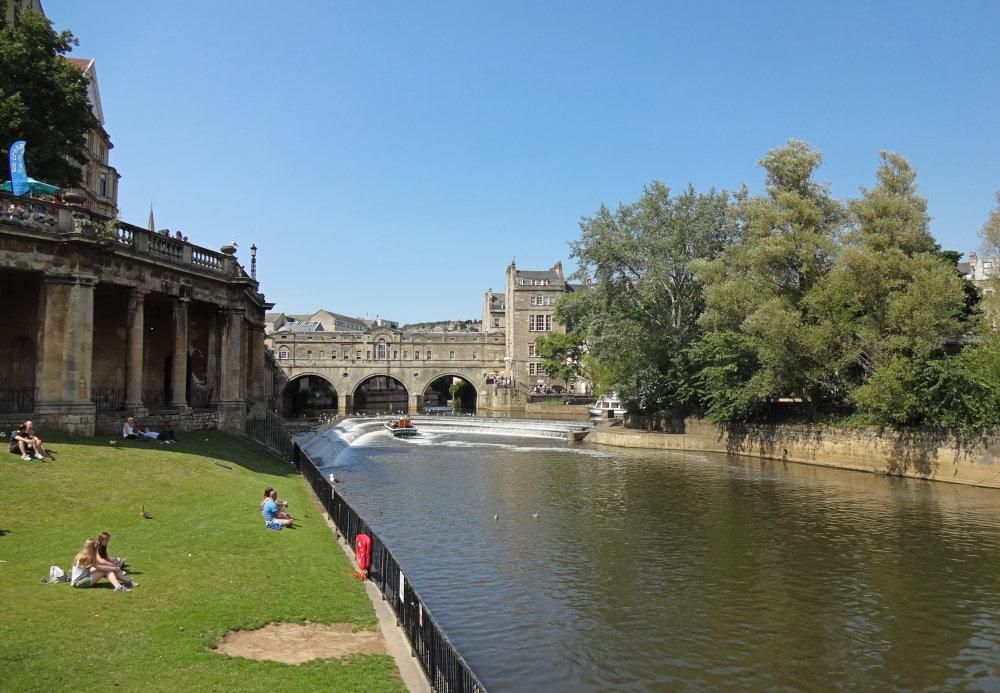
142;389;167;409
243;398;295;461
90;387;126;411
0;388;36;413
241;400;487;692
295;444;488;693
189;388;214;409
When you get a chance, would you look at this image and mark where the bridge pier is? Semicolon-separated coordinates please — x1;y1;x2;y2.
338;394;353;416
409;393;423;414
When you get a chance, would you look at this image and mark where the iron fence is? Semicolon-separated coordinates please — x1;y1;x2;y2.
295;443;488;693
189;389;214;409
0;388;36;413
90;387;126;411
240;399;487;692
243;398;294;461
142;389;167;409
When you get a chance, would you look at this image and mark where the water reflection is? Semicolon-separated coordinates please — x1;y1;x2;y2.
326;428;1000;691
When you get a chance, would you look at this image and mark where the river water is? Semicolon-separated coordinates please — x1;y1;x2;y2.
312;420;1000;691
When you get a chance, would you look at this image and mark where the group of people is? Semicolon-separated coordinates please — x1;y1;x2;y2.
122;417;176;443
260;486;294;528
9;421;48;460
71;532;134;592
486;373;513;387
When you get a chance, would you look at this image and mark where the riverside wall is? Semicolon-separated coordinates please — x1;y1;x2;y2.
587;419;1000;489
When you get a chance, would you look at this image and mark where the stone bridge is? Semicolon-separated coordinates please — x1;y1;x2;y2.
268;325;511;414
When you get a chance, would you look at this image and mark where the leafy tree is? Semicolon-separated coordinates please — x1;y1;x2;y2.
534;331;586;385
563;181;735;415
0;7;91;186
693;140;846;418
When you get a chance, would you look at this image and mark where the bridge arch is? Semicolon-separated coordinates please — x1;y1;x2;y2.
353;374;409;414
281;373;338;419
419;372;480;413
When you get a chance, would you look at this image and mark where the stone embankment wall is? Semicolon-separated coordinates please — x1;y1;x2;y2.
95;409;220;435
587;419;1000;489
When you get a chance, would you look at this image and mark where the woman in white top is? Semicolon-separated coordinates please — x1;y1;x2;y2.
122;417;139;439
71;539;133;591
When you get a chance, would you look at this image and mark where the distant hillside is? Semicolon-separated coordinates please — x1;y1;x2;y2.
402;319;481;331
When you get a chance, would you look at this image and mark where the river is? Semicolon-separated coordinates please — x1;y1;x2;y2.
308;419;1000;691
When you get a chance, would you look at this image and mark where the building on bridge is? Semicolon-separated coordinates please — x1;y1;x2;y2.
265;309;397;335
0;191;272;435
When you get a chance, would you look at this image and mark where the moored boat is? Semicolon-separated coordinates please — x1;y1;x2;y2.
588;394;627;418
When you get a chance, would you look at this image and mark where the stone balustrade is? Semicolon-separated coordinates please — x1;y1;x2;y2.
0;191;238;278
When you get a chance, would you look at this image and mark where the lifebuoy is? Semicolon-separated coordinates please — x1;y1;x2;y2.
354;533;372;579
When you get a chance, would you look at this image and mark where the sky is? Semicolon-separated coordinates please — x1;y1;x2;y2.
43;1;1000;325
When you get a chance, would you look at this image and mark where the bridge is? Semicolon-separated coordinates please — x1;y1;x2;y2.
268;324;518;416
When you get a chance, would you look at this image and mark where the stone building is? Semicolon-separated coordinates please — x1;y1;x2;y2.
482;260;585;392
0;191;270;435
66;58;120;217
3;0;44;25
960;251;998;296
265;309;393;335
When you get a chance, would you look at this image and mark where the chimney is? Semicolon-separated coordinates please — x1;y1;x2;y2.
551;261;563;279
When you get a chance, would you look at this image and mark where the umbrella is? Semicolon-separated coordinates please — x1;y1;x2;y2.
1;178;60;196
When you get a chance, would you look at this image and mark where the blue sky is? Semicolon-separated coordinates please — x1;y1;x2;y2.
44;1;1000;324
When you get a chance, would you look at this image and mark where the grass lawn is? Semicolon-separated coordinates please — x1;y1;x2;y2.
0;430;404;692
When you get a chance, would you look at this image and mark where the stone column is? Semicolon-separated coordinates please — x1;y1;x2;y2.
35;274;97;435
409;393;423;415
125;289;147;411
217;307;245;431
338;393;353;416
171;297;190;408
250;324;266;400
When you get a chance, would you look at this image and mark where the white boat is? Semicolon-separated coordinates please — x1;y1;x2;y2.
384;418;419;437
588;395;627;418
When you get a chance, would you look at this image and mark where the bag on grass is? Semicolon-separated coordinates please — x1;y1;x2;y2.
45;566;67;583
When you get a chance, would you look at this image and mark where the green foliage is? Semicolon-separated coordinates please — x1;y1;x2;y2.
0;8;91;186
2;432;403;691
565;181;735;416
534;331;585;384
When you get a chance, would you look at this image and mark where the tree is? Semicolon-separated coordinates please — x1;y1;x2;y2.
693;140;846;419
563;181;736;416
0;7;91;186
534;331;585;385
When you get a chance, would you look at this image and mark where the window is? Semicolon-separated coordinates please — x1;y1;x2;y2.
473;352;478;360
306;350;312;358
356;350;362;359
427;350;432;359
393;350;398;359
530;294;553;306
366;350;372;359
529;362;546;376
278;347;289;360
528;315;552;332
415;350;421;360
494;351;500;360
99;171;108;198
528;344;536;357
377;339;387;359
331;351;337;359
493;318;500;327
344;349;349;359
449;351;455;360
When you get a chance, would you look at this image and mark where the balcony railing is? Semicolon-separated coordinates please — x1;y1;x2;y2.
0;190;248;280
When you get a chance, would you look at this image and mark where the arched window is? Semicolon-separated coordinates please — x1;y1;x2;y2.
377;339;387;360
278;347;289;360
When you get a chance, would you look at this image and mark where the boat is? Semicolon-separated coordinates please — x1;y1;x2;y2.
384;416;419;437
588;394;627;418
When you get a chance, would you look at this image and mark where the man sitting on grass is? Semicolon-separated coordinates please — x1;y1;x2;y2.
10;423;45;460
262;489;293;528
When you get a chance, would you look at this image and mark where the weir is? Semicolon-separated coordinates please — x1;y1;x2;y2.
300;416;592;467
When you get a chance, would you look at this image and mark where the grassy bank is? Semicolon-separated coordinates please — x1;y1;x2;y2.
0;431;404;692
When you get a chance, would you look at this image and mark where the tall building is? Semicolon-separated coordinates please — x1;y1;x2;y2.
66;58;120;217
3;0;44;25
483;260;585;390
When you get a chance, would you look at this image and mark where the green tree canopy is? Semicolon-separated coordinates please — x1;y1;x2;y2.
0;6;91;186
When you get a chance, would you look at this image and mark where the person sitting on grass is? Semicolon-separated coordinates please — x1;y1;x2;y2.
122;417;139;440
260;486;274;514
23;421;48;457
96;531;124;569
262;489;293;528
139;425;176;444
71;539;133;592
10;424;44;460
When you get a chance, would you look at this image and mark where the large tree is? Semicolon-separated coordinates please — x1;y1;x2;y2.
693;140;846;420
562;181;736;415
0;5;91;186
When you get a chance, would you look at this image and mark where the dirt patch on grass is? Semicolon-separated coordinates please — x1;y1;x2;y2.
213;622;387;664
